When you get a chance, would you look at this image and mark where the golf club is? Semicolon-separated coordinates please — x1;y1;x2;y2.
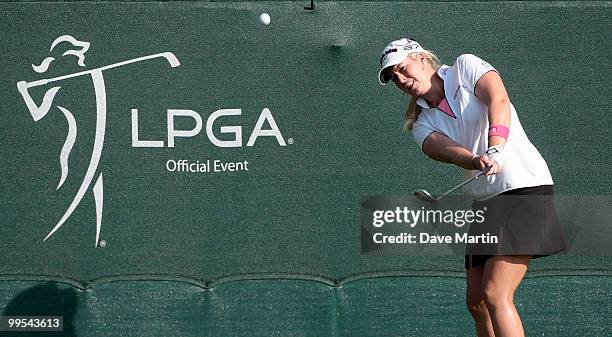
414;166;492;202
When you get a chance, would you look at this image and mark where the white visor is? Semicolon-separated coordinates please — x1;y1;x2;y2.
378;38;424;85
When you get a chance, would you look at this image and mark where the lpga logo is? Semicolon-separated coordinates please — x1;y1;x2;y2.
17;35;180;247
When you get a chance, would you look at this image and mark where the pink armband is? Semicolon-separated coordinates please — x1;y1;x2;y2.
488;124;510;140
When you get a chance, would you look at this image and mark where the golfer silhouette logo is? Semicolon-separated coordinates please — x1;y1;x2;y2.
17;35;180;247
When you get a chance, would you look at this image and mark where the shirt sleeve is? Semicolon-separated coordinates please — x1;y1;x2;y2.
412;119;435;151
457;54;498;94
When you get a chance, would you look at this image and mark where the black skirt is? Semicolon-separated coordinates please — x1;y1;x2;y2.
464;185;567;269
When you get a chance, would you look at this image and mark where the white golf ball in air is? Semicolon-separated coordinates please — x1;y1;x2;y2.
259;13;271;25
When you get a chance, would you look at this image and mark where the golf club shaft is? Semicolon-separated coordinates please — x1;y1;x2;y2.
437;165;492;199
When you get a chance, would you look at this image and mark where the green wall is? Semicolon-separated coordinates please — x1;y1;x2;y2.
1;1;610;336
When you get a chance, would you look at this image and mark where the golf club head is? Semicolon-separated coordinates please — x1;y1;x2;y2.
414;189;438;202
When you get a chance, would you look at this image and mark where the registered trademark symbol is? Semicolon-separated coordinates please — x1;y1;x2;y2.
99;240;106;248
483;207;488;211
288;138;294;145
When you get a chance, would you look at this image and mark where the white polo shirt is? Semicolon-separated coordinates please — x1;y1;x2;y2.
412;54;553;200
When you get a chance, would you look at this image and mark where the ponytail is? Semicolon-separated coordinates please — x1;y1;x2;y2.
403;96;422;131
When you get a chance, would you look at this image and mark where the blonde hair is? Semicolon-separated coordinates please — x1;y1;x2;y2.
403;50;442;131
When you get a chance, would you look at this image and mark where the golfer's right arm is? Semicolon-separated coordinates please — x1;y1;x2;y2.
423;132;497;172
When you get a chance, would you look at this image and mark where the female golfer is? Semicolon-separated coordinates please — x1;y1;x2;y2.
378;37;566;337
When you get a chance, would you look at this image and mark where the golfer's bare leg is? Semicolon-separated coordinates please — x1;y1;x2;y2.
482;256;531;337
467;263;495;337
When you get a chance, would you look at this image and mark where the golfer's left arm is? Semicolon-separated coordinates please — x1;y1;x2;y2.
474;71;511;174
475;71;511;148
